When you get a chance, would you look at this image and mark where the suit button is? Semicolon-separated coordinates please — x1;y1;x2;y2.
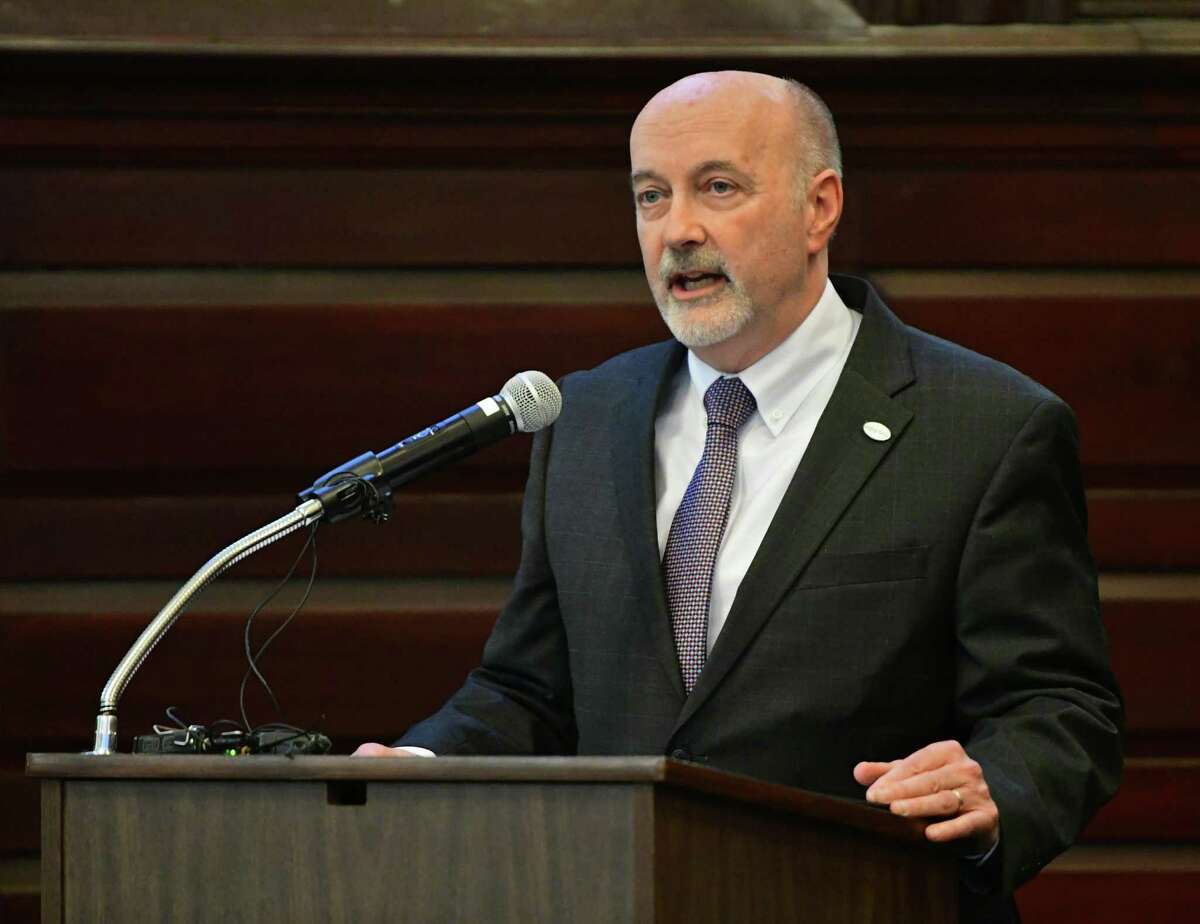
670;748;691;762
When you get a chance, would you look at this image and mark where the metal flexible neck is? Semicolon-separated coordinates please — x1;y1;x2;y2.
88;499;324;755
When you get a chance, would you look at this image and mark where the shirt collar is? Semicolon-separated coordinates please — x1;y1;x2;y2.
686;278;856;437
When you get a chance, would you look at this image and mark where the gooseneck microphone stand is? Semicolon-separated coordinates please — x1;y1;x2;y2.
88;499;325;755
86;370;561;756
88;452;406;756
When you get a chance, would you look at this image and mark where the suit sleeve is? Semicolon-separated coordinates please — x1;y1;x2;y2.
955;397;1124;894
394;420;578;755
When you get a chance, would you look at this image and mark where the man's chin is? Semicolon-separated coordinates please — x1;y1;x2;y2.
659;297;753;350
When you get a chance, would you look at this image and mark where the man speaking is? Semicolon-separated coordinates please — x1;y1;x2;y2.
356;71;1122;920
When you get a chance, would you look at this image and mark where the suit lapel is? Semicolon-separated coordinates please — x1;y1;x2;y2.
610;341;688;700
674;277;917;729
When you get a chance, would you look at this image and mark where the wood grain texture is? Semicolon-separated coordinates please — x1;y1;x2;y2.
0;166;642;267
0;0;868;43
876;294;1200;471
38;781;59;924
0;596;502;748
2;34;1197;924
1087;492;1200;570
0;302;661;483
2;50;1198;270
1017;869;1200;924
31;757;952;923
1082;759;1200;842
4;164;1199;268
2;583;1192;755
0;582;1191;776
1;750;39;854
2;295;1196;489
60;779;639;923
1105;597;1200;737
4;489;1192;582
0;495;525;581
850;0;1076;24
0;892;38;924
10;755;1199;857
25;753;928;843
651;785;954;924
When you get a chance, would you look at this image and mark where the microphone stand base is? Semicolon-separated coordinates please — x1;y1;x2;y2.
89;714;118;756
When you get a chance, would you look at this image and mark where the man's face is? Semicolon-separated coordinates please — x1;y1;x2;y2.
630;77;812;359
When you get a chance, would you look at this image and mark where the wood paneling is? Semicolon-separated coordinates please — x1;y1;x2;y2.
0;582;1189;755
3;295;1197;488
3;747;1197;853
0;1;868;44
25;756;950;924
1017;867;1200;924
0;167;641;267
651;786;954;924
0;765;38;855
874;294;1200;473
2;50;1198;271
3;489;1195;582
0;586;505;750
3;34;1197;919
842;168;1200;269
851;1;1077;23
0;495;523;581
4;164;1199;268
0;300;657;490
1084;492;1200;570
1106;596;1200;737
0;891;37;924
1082;759;1200;842
32;745;1200;857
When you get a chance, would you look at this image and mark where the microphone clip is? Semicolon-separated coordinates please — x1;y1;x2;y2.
299;452;392;524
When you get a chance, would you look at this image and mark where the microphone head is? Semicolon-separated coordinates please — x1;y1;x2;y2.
501;371;562;433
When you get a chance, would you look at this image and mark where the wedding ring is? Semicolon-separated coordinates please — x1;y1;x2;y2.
952;788;964;812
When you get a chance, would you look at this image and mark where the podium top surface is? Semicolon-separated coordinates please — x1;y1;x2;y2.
28;753;930;845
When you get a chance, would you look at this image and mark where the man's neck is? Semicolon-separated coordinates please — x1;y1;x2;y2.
693;270;829;374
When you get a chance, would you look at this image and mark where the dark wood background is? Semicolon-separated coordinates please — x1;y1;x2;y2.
2;9;1199;921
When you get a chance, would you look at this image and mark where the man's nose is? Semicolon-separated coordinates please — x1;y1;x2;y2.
663;199;707;249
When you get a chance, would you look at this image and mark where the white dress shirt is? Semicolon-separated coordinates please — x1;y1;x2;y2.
653;278;861;652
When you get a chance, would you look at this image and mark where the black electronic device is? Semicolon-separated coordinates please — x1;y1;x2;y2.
133;722;330;756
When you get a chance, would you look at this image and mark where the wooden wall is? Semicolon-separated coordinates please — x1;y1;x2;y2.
2;41;1198;922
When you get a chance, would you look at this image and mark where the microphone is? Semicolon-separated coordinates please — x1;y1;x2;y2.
299;371;561;524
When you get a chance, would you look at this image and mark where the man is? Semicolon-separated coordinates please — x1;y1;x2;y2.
356;72;1122;920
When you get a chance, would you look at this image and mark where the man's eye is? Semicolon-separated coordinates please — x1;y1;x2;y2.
708;180;735;195
637;190;663;205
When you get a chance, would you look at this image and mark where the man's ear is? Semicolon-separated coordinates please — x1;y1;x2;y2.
806;169;843;255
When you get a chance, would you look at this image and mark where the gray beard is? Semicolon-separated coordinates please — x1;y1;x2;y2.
654;279;757;349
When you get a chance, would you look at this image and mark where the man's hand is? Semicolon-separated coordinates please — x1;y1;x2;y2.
351;742;414;757
854;740;1000;854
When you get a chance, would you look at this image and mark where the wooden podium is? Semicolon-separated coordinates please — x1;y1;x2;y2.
28;754;956;923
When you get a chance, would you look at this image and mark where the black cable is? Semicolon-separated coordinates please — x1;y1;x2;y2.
238;523;319;732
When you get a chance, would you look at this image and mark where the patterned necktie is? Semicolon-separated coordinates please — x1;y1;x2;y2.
663;376;757;694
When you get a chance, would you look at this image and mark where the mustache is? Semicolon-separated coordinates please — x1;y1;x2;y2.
658;247;730;286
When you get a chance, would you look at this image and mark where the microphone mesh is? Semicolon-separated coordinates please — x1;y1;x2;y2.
501;371;562;433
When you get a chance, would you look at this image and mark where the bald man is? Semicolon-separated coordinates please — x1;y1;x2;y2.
358;73;1122;922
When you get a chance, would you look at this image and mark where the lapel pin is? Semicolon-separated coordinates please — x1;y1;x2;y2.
863;421;891;442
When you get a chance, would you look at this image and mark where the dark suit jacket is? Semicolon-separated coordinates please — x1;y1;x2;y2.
400;275;1123;921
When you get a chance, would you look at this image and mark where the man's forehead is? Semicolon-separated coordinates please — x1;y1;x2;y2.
630;108;785;183
631;76;793;170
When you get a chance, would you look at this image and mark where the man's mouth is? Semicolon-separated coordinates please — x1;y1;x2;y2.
669;270;729;299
